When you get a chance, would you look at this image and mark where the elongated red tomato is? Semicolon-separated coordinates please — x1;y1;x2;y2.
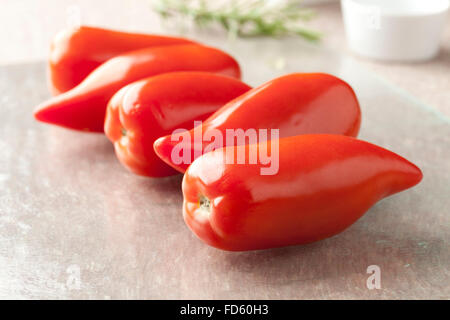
35;44;241;132
182;134;422;251
104;72;251;177
49;25;195;95
154;73;361;173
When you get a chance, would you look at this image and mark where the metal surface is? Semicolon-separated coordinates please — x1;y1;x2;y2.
0;38;449;299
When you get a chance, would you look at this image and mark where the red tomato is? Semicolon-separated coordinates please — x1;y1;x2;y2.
154;73;361;173
182;134;422;251
104;72;251;177
49;25;195;95
35;44;242;132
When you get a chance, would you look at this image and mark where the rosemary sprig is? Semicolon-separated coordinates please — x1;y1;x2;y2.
154;0;321;41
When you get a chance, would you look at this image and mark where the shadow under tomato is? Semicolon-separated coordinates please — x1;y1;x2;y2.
208;197;445;297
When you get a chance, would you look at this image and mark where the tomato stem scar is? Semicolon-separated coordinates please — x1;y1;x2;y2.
199;195;211;212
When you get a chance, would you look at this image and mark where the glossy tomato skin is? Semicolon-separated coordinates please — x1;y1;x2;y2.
35;44;242;132
104;72;251;177
154;73;361;173
49;25;195;95
182;134;422;251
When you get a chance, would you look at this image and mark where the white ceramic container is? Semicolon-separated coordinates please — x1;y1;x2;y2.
341;0;449;61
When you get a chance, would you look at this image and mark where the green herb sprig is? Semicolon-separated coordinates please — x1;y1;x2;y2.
154;0;321;41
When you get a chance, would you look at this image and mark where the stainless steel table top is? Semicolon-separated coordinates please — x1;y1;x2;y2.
0;38;449;299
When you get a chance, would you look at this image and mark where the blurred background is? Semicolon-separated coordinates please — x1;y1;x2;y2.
0;0;449;116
